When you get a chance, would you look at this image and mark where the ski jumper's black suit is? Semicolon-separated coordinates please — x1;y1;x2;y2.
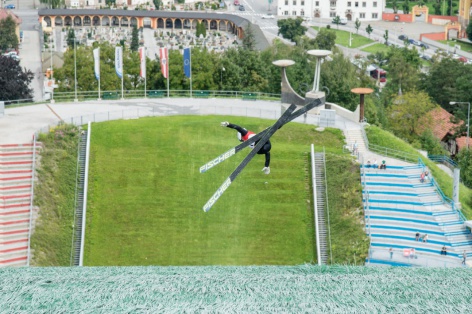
226;123;271;167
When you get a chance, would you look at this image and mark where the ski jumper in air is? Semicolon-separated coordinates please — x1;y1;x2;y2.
221;122;271;174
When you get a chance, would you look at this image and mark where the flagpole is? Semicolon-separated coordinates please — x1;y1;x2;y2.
98;48;101;100
144;47;147;98
190;48;192;98
74;34;78;102
121;67;124;100
167;52;170;98
98;71;101;101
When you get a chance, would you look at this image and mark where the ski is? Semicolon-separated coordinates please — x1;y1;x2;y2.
199;98;322;173
202;104;297;212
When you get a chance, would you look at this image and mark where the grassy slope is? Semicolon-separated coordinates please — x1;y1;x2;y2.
31;125;79;266
85;116;358;266
325;154;368;264
361;43;391;54
366;125;472;218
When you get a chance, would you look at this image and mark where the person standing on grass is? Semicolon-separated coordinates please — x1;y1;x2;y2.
463;251;467;265
221;121;271;174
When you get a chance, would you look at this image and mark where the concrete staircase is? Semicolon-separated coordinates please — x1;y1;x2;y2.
362;163;472;267
0;143;40;267
71;131;88;266
344;129;366;157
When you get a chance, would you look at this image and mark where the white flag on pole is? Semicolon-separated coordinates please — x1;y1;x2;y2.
115;46;123;79
93;48;100;80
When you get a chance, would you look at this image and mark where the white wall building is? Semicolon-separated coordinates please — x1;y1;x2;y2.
276;0;385;22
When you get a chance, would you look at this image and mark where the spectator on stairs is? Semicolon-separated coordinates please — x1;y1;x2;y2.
420;172;425;183
423;234;428;243
379;159;386;169
373;159;378;168
424;171;430;182
352;141;358;156
462;251;467;266
366;160;371;168
415;232;420;241
441;246;447;256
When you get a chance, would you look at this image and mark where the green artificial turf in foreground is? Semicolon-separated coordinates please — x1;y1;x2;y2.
85;116;347;266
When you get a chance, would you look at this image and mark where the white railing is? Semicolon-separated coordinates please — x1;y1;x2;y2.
26;135;38;266
79;122;91;267
311;144;321;266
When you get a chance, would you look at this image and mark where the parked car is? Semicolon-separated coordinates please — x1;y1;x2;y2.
419;42;429;49
239;5;245;10
331;17;348;25
420;54;432;61
4;4;15;9
398;35;408;41
409;39;421;46
262;13;275;19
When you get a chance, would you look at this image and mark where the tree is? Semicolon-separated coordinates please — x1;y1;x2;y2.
456;149;472;189
130;26;139;52
433;1;442;15
0;56;34;101
403;0;410;14
383;30;389;45
354;18;361;34
39;0;64;8
196;22;206;38
277;17;307;42
366;24;373;38
0;16;19;52
332;16;341;29
384;46;421;96
320;54;366;110
66;28;76;48
387;90;437;141
419;58;471;107
313;28;336;50
419;129;449;155
242;24;256;51
466;22;472;41
392;0;398;13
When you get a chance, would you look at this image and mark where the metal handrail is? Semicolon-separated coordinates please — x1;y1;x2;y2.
323;147;333;265
26;135;37;266
368;143;419;163
417;159;468;221
428;155;458;168
51;89;282;102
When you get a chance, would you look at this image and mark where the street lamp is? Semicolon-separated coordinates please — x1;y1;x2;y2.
450;101;471;149
220;67;225;87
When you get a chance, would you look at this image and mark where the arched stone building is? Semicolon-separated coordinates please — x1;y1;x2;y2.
38;9;269;50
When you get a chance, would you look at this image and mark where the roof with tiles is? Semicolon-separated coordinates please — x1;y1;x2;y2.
428;106;463;140
455;136;471;151
0;9;21;24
